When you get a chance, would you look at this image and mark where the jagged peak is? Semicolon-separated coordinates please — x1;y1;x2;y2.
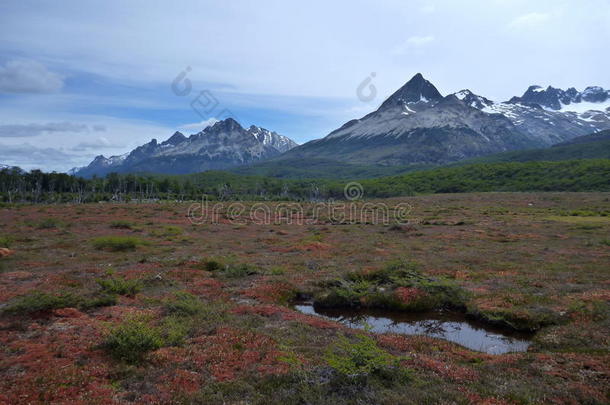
379;73;443;110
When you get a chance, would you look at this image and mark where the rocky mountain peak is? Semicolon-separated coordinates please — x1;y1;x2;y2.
379;73;443;110
162;131;187;146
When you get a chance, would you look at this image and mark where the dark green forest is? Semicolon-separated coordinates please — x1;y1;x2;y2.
1;159;609;204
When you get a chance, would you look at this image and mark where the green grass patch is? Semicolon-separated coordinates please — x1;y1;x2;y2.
2;291;117;315
36;217;65;229
0;235;12;248
314;259;469;312
92;236;147;251
97;277;142;296
150;225;183;237
102;317;163;363
110;220;134;229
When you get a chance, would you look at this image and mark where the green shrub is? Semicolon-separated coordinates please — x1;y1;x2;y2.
325;334;409;381
2;291;80;314
103;317;163;363
92;236;146;251
36;218;64;229
223;263;259;278
97;277;142;296
315;259;468;311
200;259;224;272
163;292;204;316
160;315;191;346
151;225;183;237
0;235;12;248
2;291;116;315
110;220;134;229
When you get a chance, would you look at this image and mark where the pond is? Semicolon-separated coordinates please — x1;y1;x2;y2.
294;304;533;355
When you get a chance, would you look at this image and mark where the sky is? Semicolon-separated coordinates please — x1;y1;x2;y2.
0;0;608;171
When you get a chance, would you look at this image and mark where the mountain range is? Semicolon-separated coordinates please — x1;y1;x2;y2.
277;74;610;166
74;119;297;177
75;74;610;177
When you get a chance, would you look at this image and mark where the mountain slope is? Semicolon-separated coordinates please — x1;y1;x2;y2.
279;74;543;166
75;119;297;177
461;130;610;164
276;74;610;168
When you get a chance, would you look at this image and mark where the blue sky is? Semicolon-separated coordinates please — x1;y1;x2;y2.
0;0;608;171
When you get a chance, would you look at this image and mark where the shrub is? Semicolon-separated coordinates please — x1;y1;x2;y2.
92;236;146;251
97;277;142;296
151;225;183;237
325;334;409;382
36;218;64;229
223;263;259;278
110;220;134;229
103;318;163;363
2;291;80;314
163;292;204;316
0;235;12;248
2;291;116;315
160;315;191;346
200;259;224;272
315;259;469;311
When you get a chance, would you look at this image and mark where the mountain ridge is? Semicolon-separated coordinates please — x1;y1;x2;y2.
75;118;298;177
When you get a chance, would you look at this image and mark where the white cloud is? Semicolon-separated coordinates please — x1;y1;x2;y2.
0;59;64;94
0;122;90;137
72;136;122;151
509;12;551;29
392;35;435;55
0;142;80;171
178;118;219;132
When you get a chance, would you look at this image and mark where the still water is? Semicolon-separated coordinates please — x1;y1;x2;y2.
295;304;533;355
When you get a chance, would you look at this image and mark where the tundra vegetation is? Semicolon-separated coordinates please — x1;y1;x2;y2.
0;192;608;404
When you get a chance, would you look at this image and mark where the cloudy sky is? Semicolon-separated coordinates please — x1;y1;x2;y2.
0;0;608;171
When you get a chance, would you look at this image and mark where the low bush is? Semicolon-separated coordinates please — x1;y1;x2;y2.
163;291;204;316
0;235;12;248
92;236;146;251
103;317;163;363
36;218;65;229
97;277;142;296
315;259;468;312
2;291;116;315
150;225;183;237
110;220;134;229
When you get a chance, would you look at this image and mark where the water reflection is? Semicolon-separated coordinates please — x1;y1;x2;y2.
295;304;532;355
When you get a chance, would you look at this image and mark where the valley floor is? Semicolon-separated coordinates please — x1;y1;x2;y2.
0;192;608;404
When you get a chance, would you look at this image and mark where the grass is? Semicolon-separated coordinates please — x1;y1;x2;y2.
96;277;142;296
2;291;117;315
91;236;147;251
102;317;163;364
325;333;407;379
36;217;65;229
314;259;469;312
0;193;608;403
109;220;134;229
0;235;12;248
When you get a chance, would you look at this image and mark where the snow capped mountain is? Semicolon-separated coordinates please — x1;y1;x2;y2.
454;87;610;145
75;118;297;177
281;74;610;166
509;85;610;114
